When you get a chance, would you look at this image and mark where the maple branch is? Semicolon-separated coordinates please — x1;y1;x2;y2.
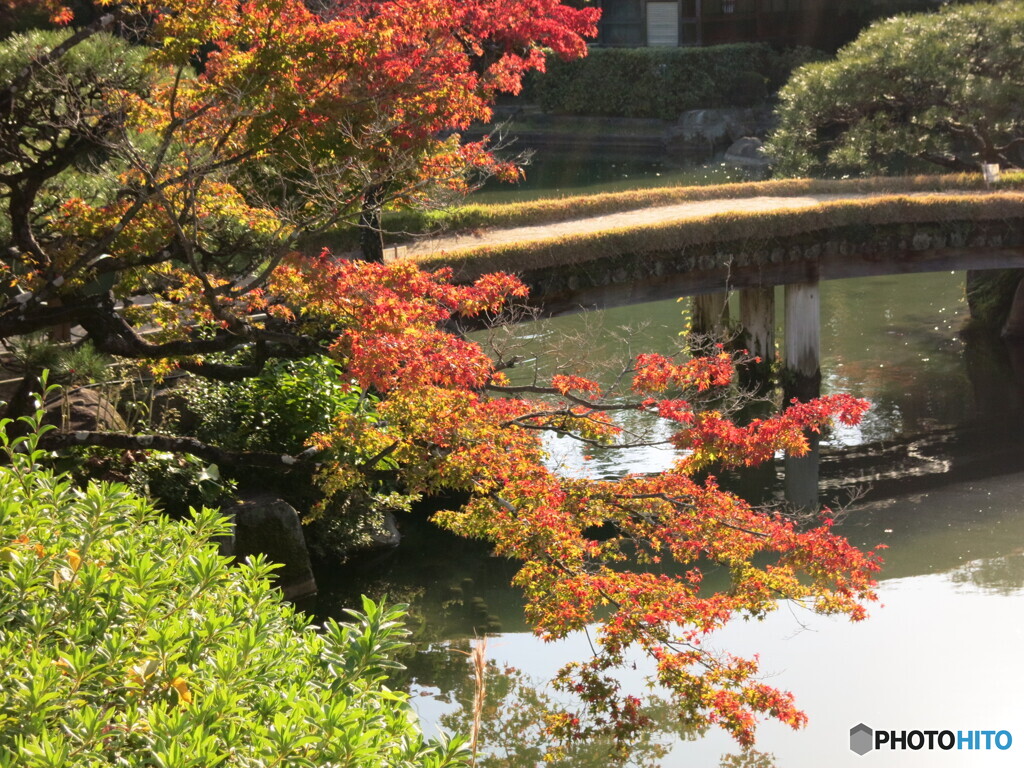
506;416;671;450
614;493;773;540
21;296;329;380
487;383;640;412
358;441;401;471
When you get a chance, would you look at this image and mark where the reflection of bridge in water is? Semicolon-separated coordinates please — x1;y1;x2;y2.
419;192;1024;507
786;418;1024;513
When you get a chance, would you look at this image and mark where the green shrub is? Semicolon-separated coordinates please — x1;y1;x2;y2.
0;412;467;768
126;451;237;516
530;44;825;119
182;356;365;454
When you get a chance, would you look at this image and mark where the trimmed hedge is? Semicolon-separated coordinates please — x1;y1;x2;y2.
0;411;467;768
529;44;825;119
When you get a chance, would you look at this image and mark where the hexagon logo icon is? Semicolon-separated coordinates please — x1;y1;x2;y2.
850;723;874;755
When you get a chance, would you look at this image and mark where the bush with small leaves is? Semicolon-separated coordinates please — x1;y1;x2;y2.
126;450;238;517
767;2;1024;176
181;356;368;454
0;406;467;768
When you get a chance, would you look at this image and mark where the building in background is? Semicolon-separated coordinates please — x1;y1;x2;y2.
594;0;939;50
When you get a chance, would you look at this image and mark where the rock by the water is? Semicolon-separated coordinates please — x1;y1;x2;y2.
233;495;317;601
44;387;128;432
724;137;771;168
367;511;401;549
667;107;773;157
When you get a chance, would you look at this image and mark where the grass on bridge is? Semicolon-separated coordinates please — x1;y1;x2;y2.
305;172;1024;259
414;189;1024;279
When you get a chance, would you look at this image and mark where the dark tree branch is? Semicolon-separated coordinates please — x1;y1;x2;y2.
39;430;325;470
486;382;640;412
915;151;975;172
0;294;97;337
72;299;330;379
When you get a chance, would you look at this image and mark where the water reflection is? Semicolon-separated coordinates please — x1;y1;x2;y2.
478;272;1024;497
433;655;700;768
380;467;1024;767
316;467;1024;764
841;475;1024;592
472;155;748;204
431;651;783;768
950;554;1024;596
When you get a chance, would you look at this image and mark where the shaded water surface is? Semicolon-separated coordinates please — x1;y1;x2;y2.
472;155;749;203
316;270;1024;767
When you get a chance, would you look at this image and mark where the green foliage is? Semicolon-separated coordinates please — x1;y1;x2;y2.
182;356;364;454
57;445;237;519
0;409;467;768
767;2;1024;177
0;29;154;242
50;343;112;385
2;337;111;385
127;451;237;516
530;45;824;119
0;28;152;98
179;355;414;561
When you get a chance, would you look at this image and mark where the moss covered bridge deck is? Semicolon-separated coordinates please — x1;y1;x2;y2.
407;189;1024;315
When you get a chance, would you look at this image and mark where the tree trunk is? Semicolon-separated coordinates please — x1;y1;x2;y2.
358;184;387;262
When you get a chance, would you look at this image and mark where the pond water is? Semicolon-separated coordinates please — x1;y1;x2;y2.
315;269;1024;766
472;154;751;203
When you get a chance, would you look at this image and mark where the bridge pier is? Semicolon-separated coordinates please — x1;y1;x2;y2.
738;287;775;383
691;291;731;338
781;281;822;509
690;291;731;355
1001;274;1024;338
783;281;821;402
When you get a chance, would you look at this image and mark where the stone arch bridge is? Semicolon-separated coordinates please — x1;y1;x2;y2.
414;192;1024;390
